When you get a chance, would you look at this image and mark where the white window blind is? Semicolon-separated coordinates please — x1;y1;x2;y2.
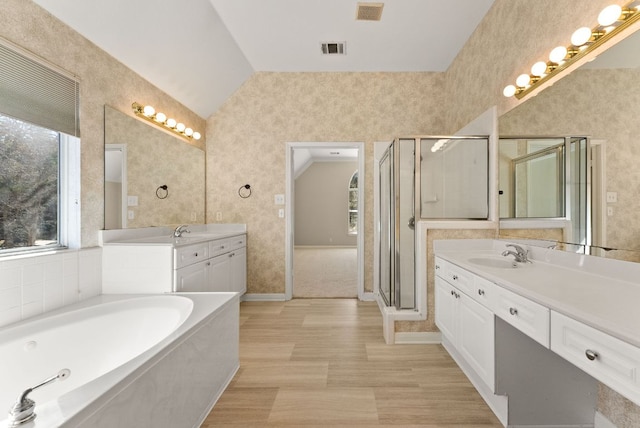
0;40;79;137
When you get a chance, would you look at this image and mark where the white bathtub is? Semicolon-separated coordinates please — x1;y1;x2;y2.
0;293;240;428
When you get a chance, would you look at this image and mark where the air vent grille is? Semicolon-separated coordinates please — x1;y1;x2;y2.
356;2;384;21
321;42;346;55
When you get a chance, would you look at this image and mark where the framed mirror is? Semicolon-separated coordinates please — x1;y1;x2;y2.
104;105;205;229
498;30;640;259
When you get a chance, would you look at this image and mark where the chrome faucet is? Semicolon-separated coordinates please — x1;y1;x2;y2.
8;369;71;426
502;244;532;263
174;224;190;237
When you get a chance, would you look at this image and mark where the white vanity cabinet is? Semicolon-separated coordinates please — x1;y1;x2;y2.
551;311;640;406
102;232;247;294
175;234;247;293
199;237;247;294
435;258;495;390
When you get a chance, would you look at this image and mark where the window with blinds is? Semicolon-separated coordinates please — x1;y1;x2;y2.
0;38;80;254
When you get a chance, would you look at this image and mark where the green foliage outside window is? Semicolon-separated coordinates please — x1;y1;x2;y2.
0;113;59;250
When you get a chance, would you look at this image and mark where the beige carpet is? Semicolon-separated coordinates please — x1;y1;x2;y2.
293;247;357;298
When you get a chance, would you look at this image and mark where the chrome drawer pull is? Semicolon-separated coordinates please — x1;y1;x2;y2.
585;349;599;361
509;307;518;316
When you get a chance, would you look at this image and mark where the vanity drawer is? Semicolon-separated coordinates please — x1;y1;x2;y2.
472;276;496;309
492;286;549;347
551;311;640;405
434;257;447;279
226;234;247;251
209;238;232;257
444;262;475;297
175;243;209;269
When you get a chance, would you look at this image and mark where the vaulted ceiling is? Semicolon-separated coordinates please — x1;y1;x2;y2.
33;0;496;118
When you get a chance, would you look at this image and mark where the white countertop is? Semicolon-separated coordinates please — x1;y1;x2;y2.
434;239;640;348
99;224;246;247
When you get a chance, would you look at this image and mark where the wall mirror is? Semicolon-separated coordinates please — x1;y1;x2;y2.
104;105;205;229
499;29;640;260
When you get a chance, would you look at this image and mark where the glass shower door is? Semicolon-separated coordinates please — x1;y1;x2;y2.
378;139;415;310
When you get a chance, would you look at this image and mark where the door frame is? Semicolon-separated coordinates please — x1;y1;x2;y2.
105;144;128;229
285;142;367;301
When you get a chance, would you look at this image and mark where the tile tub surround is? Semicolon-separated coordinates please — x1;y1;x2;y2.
0;247;102;327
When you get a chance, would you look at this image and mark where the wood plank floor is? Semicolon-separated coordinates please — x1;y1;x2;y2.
202;299;503;427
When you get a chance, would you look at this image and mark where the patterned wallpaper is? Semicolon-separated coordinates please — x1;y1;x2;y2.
207;72;447;295
1;0;205;247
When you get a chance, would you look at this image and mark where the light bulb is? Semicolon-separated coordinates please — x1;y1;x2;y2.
176;123;186;132
166;118;177;128
549;46;568;63
598;4;622;26
155;112;167;123
531;61;548;77
193;132;201;140
503;85;516;97
185;128;194;137
571;27;592;46
143;105;155;117
516;74;531;87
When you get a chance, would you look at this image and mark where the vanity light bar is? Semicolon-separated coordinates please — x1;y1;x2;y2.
132;102;201;140
503;1;640;99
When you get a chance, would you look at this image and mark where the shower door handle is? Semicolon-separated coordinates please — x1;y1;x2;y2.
407;217;415;230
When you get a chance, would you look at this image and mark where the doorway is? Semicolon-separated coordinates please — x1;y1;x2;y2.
285;143;366;300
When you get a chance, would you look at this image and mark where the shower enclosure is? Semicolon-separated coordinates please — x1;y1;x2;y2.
379;139;416;309
378;136;490;310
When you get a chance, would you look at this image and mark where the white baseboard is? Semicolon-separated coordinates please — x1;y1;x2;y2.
394;331;442;344
241;293;286;302
594;411;617;428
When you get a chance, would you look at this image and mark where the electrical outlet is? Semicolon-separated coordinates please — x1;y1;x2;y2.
278;208;284;218
127;195;138;207
216;211;222;221
128;210;135;220
606;192;617;203
275;194;285;205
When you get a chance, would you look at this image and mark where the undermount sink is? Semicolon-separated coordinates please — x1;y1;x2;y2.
468;257;519;269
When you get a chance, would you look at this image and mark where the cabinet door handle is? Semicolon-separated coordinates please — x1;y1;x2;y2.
435;265;440;270
194;252;198;257
206;262;211;266
452;275;458;280
478;289;485;296
450;290;455;296
229;253;235;258
509;307;518;316
585;349;599;361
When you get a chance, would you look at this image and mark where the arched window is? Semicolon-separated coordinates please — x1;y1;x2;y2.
348;171;358;235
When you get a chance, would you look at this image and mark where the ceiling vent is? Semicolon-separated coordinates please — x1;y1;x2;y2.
356;2;384;21
321;42;346;55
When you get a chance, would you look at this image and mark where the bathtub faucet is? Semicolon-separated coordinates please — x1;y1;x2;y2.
174;224;191;237
8;369;71;427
